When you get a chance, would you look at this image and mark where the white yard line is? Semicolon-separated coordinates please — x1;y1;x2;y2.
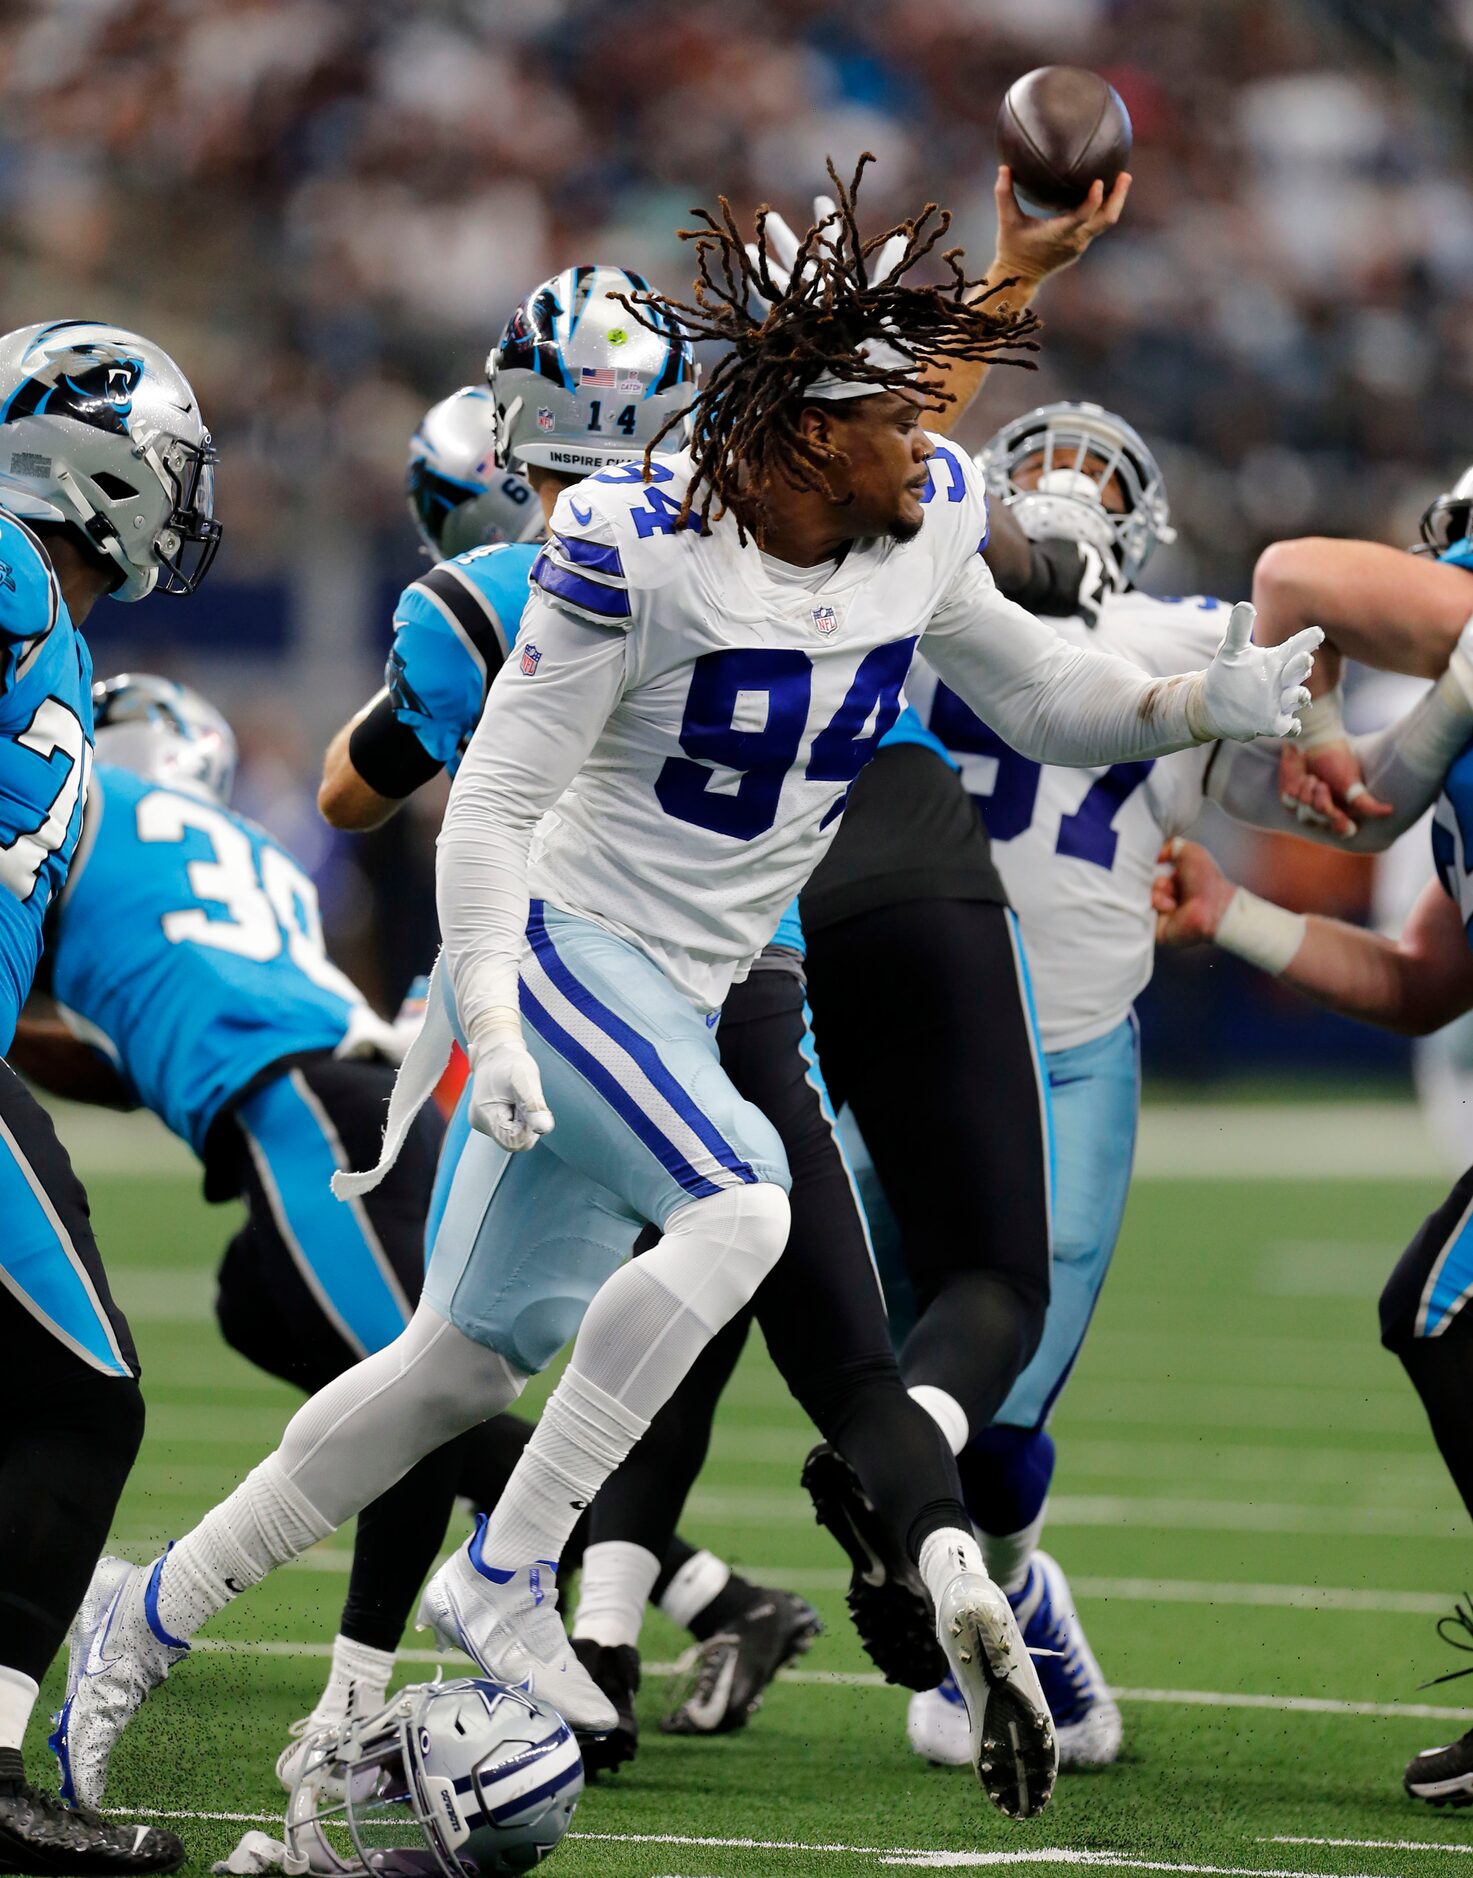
880;1859;1395;1875
1071;1577;1453;1616
1267;1839;1473;1856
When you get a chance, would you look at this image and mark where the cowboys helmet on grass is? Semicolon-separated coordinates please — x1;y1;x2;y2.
0;320;220;599
92;673;237;806
285;1678;583;1876
979;401;1174;590
407;388;541;559
487;264;696;479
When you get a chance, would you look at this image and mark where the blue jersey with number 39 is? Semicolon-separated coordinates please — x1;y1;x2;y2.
49;765;366;1153
0;509;94;1054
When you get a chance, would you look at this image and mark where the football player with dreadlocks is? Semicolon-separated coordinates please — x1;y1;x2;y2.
0;320;219;1876
64;162;1318;1821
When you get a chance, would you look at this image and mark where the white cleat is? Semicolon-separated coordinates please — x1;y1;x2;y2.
276;1718;333;1795
416;1515;616;1735
50;1554;189;1807
1013;1551;1122;1772
935;1569;1058;1819
906;1673;972;1767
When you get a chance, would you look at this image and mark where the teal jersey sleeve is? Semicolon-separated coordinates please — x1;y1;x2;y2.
0;511;62;704
386;542;539;775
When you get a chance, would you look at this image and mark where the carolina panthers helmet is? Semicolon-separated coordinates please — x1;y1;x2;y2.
285;1677;583;1877
92;673;237;805
406;388;541;560
979;402;1174;589
487;264;696;479
1417;465;1473;569
0;321;220;601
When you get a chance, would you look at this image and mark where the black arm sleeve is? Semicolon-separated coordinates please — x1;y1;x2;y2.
1010;538;1088;616
347;693;445;799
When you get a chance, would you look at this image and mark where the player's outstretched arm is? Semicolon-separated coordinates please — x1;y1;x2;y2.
437;602;627;1151
9;1011;133;1108
923;557;1318;764
320;687;446;831
1252;537;1473;827
1207;642;1473;850
1153;837;1473;1036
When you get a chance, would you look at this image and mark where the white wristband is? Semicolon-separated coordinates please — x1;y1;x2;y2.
1216;887;1307;977
1295;684;1346;753
465;1005;523;1058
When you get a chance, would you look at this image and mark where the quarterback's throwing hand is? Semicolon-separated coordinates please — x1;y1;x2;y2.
467;1025;554;1152
1198;602;1321;743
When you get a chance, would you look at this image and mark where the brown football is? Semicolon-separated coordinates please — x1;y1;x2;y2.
996;66;1132;216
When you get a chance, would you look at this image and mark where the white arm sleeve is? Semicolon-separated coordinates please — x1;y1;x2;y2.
436;599;629;1042
1206;677;1473;854
922;551;1207;765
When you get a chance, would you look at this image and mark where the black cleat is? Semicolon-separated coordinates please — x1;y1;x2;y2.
569;1639;640;1779
1406;1726;1473;1807
800;1443;946;1692
0;1751;183;1876
661;1587;822;1735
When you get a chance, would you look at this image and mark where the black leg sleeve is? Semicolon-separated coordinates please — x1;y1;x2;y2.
721;972;968;1561
804;898;1052;1435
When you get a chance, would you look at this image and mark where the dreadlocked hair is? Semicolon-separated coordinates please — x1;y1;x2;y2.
612;152;1042;538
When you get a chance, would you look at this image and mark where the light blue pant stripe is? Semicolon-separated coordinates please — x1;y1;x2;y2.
1419;1192;1473;1335
0;1111;130;1376
238;1069;412;1358
797;1000;879;1278
425;1081;474;1263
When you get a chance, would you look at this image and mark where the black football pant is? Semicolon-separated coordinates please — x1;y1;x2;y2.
804;898;1053;1443
0;1064;144;1689
1381;1161;1473;1524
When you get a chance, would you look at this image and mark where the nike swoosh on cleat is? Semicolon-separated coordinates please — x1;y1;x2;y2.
83;1579;129;1678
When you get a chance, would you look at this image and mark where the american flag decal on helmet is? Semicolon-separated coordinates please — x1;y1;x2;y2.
811;604;838;636
521;643;542;674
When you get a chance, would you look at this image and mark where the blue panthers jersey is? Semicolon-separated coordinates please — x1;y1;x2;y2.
384;537;820;960
1433;741;1473;946
50;765;365;1154
0;510;94;1053
387;542;539;777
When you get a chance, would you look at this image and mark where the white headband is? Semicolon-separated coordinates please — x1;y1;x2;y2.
805;330;920;401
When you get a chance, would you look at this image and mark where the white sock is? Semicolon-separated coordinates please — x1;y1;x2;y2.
917;1526;989;1610
155;1453;335;1641
981;1504;1048;1596
481;1368;649;1572
571;1541;661;1649
309;1634;396;1727
0;1666;37;1753
908;1383;969;1456
659;1548;731;1631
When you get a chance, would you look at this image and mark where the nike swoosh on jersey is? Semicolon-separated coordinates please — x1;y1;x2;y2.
569;500;593;525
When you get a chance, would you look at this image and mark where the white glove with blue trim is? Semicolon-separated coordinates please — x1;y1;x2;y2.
465;1010;553;1153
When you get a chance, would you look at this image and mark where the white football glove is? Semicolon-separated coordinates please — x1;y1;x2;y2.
1195;602;1322;743
747;194;909;300
465;1013;553;1153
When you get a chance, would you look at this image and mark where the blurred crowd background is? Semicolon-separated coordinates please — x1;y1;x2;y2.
5;0;1473;1082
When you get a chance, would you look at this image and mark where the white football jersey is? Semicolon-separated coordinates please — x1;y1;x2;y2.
520;438;994;1008
908;590;1229;1052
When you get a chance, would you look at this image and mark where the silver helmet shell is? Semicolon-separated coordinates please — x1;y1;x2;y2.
406;388;541;560
285;1677;583;1877
0;321;219;601
487;264;696;479
978;401;1174;588
92;673;237;806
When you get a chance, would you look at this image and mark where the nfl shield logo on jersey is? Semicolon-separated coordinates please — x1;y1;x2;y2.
811;604;838;637
521;643;542;675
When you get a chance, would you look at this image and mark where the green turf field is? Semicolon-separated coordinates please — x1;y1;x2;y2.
29;1122;1473;1878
